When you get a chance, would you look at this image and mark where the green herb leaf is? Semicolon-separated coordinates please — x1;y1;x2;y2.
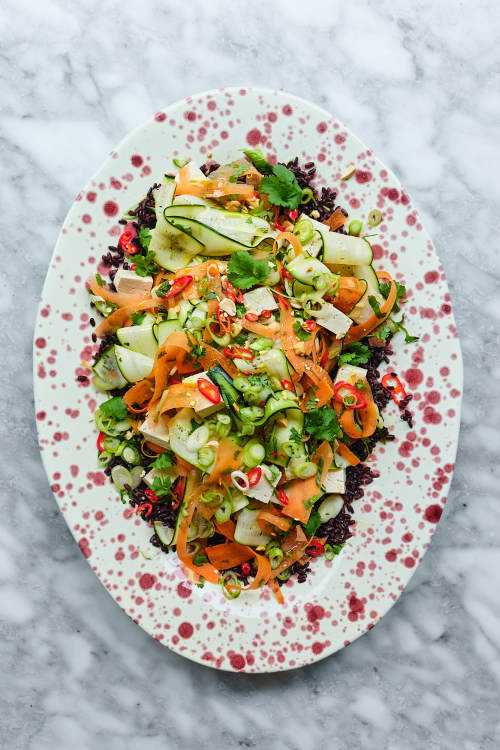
379;280;407;313
227;250;270;290
152;451;174;469
242;147;273;175
391;314;419;344
155;281;171;298
193;554;209;567
228;163;249;183
173;157;189;169
305;406;341;442
131;312;147;325
373;323;392;341
133;251;159;278
187;339;206;368
293;320;312;341
235;302;247;318
206;291;219;301
302;509;322;537
338;342;371;367
151;475;173;497
368;295;385;319
289;427;302;445
316;457;325;487
138;227;152;250
99;397;128;420
260;164;303;210
95;273;104;287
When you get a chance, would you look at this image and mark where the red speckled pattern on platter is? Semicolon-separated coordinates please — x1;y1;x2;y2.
33;88;462;673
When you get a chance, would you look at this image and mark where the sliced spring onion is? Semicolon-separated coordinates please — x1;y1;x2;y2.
231;470;250;492
215;420;231;439
187;425;210;452
198;445;215;470
173;156;189;169
300;188;315;205
249;337;273;352
368;209;382;227
276;569;291;581
267;546;284;569
130;465;144;488
233;375;251;392
349;219;363;236
97;451;113;469
220;571;241;600
103;436;121;453
200;489;223;505
293;216;314;245
111;465;132;491
95;410;131;436
243;438;265;469
239;405;265;421
290;460;317;479
122;446;141;465
215;500;232;524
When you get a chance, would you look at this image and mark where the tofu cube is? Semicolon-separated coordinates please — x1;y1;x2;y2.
139;414;171;449
246;464;281;504
334;364;368;385
114;269;153;296
182;371;223;417
322;468;346;494
311;303;352;337
242;287;278;316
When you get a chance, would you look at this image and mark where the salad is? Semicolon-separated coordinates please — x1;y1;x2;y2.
87;149;417;602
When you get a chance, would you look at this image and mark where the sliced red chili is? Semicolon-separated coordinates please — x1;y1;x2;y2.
302;319;318;333
280;379;294;392
245;312;259;322
135;502;153;517
197;378;221;405
280;267;294;280
333;381;367;410
123;242;138;255
247;467;262;487
276;489;289;506
381;372;408;405
97;431;106;452
260;309;272;319
226;281;244;303
165;275;193;299
216;307;231;334
223;346;255;361
269;452;286;458
320;352;329;368
241;562;252;575
118;231;138;255
129;263;136;271
288;209;299;221
305;540;325;557
145;489;159;502
172;485;183;510
274;222;285;232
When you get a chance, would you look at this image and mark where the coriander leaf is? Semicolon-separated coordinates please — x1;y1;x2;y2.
302;509;322;537
152;451;174;469
228;163;248;183
138;227;152;249
151;475;173;497
391;314;419;344
368;295;385;318
131;311;147;325
293;320;312;341
305;406;341;442
193;554;209;566
95;273;104;287
338;342;371;367
380;280;407;313
155;281;171;298
289;427;302;444
373;322;392;341
227;250;270;290
235;302;246;318
133;251;159;277
99;397;128;420
260;164;303;210
242;147;273;175
248;373;272;390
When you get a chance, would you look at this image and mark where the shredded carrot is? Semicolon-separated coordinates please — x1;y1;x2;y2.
335;373;378;438
174;166;208;197
273;231;304;259
149;331;191;408
345;275;397;344
269;577;285;604
94;298;159;337
207;437;242;484
314;377;335;408
278;299;305;377
157;382;199;413
140;438;167;458
281;441;333;523
204;179;254;200
257;510;293;534
123;379;154;413
214;520;272;591
336;441;361;466
177;493;221;584
206;542;253;570
323;207;348;232
332;277;367;314
240;318;278;339
199;343;239;379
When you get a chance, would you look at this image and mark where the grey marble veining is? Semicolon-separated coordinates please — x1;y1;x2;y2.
1;0;499;747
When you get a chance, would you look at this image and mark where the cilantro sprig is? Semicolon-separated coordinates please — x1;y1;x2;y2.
338;342;371;367
99;397;128;420
379;280;407;313
227;250;270;290
133;251;159;277
260;164;303;211
152;451;174;469
304;406;341;443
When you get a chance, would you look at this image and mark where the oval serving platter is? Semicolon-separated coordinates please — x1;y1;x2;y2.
34;88;462;672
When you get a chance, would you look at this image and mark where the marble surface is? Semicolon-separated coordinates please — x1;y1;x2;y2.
1;0;499;747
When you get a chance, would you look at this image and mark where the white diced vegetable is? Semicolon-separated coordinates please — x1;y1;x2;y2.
310;302;352;337
139;414;171;449
183;371;223;417
114;269;153;296
322;469;346;494
242;287;278;316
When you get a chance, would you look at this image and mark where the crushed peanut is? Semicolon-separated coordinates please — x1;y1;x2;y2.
341;163;356;180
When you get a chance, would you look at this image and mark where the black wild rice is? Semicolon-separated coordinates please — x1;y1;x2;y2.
129;183;160;230
200;162;220;176
284;157;349;225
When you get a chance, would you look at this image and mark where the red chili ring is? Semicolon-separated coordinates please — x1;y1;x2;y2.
305;540;325;557
247;467;262;487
